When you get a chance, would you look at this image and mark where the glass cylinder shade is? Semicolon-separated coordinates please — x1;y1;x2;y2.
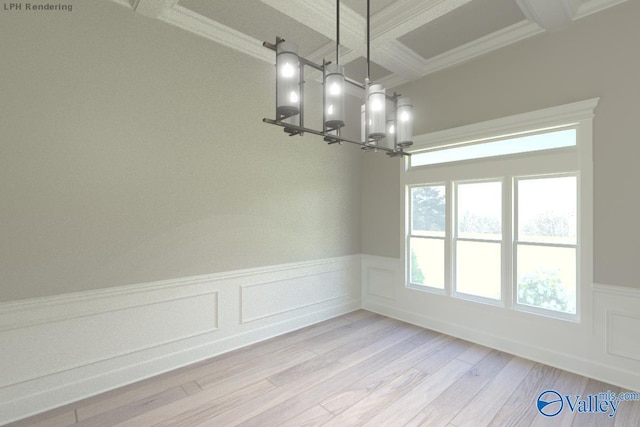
367;84;386;140
324;64;345;129
276;41;300;118
396;97;413;148
386;113;396;150
360;104;366;143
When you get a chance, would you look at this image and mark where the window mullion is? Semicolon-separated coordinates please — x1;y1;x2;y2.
503;176;513;309
445;180;454;296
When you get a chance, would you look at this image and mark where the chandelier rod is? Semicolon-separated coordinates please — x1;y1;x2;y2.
366;0;370;81
336;0;340;65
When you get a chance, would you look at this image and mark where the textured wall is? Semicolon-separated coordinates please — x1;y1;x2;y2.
361;0;640;288
0;1;362;301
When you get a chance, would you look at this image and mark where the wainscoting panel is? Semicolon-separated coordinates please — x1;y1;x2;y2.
362;256;399;302
0;255;360;425
361;255;640;393
607;311;640;362
240;268;350;323
593;283;640;367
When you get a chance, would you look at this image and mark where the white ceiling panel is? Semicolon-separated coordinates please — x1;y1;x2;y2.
398;0;526;60
179;0;332;56
115;0;629;88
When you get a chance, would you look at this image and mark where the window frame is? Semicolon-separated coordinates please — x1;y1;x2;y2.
406;183;447;294
401;98;598;322
452;178;505;305
512;172;579;320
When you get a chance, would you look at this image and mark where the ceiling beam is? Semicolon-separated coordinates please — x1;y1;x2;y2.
372;0;474;41
259;0;365;56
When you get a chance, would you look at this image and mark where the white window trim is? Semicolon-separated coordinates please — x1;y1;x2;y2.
401;98;598;322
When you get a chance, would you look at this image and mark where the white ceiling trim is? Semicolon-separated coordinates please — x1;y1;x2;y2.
106;0;629;90
260;0;365;55
160;5;273;63
373;40;429;80
418;20;543;77
372;0;474;41
377;72;411;90
577;0;628;17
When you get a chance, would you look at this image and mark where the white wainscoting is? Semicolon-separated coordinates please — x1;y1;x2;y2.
362;254;640;393
0;255;361;425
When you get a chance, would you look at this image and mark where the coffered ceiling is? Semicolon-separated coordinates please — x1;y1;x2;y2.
111;0;627;88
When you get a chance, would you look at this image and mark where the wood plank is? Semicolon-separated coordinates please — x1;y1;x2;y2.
180;380;202;396
363;359;473;426
449;356;535;426
338;322;424;367
280;405;334;427
192;358;351;425
237;337;421;427
196;348;317;389
405;350;513;427
308;317;406;363
306;316;399;355
320;334;455;415
456;343;493;365
488;363;562;426
74;386;186;427
321;368;427;426
614;393;640;427
118;379;275;427
413;338;474;374
4;409;76;427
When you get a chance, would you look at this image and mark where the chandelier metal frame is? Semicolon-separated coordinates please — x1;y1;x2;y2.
262;0;413;157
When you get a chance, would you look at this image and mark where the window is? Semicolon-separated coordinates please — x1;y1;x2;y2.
409;185;445;289
410;127;576;167
515;176;577;314
403;99;597;321
455;181;502;301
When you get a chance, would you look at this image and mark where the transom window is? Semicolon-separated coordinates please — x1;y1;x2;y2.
403;99;597;321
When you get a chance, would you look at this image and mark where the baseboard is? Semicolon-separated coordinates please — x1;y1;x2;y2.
0;255;361;425
362;254;640;393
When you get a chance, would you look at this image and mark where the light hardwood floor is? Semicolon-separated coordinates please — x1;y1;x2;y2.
7;310;640;427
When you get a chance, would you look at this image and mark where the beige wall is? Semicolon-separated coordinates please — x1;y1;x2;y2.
361;0;640;288
0;1;362;301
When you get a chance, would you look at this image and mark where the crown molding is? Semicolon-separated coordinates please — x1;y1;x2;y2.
106;0;630;88
377;73;410;89
418;20;543;77
160;5;273;63
577;0;628;17
374;39;429;80
260;0;364;52
372;0;474;41
516;0;582;30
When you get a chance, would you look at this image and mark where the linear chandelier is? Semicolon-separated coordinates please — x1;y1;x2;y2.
262;0;413;157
